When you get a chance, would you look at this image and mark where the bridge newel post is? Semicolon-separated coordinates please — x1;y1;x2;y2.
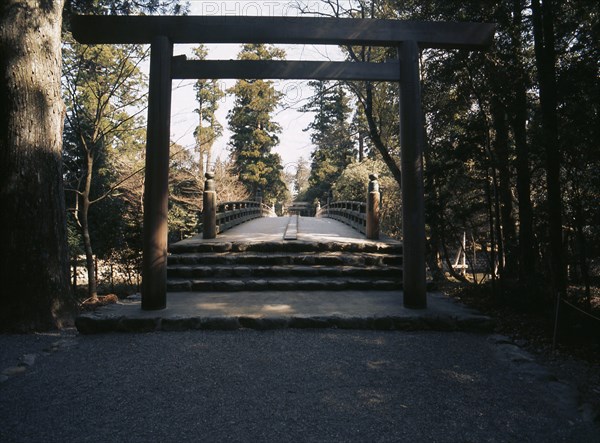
255;187;263;204
366;173;380;240
141;35;172;311
203;172;217;239
399;40;427;309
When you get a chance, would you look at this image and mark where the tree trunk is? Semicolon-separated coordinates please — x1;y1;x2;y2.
491;168;504;284
362;82;403;187
358;135;364;162
0;0;73;331
80;202;97;299
79;150;97;299
511;0;536;285
485;174;499;299
423;145;446;282
426;236;445;282
197;108;205;179
532;0;566;298
574;199;591;308
72;258;77;292
491;97;518;279
205;145;212;174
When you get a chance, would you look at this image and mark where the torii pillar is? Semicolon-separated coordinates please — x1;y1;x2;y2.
141;36;172;310
399;40;427;308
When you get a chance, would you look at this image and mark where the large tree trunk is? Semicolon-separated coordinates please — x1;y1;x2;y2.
511;0;536;287
531;0;566;297
0;0;72;331
491;97;518;280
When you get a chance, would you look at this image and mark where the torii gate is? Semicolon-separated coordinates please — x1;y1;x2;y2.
72;15;494;311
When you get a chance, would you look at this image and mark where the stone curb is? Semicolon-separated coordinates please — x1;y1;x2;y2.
169;240;403;254
75;313;495;335
167;278;403;292
168;251;404;267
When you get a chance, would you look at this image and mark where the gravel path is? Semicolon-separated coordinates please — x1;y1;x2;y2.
1;329;598;442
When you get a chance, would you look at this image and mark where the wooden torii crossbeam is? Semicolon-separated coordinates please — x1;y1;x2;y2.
72;15;495;311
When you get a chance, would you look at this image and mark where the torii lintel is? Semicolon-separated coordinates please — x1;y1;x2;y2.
71;15;495;50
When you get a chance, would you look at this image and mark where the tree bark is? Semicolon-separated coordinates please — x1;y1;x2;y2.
485;174;499;299
511;0;536;285
0;0;73;331
423;143;446;282
79;150;97;299
491;97;518;279
531;0;566;297
573;197;591;308
361;82;403;187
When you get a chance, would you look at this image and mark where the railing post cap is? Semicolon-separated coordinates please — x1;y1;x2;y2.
204;172;216;191
368;173;379;192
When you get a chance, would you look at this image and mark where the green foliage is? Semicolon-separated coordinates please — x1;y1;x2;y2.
168;146;202;243
62;34;148;296
192;45;225;176
227;44;289;204
292;157;311;199
302;81;356;203
332;159;402;238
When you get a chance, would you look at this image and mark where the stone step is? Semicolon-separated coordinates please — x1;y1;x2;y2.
167;264;403;279
168;252;403;267
167;277;403;292
169;240;402;255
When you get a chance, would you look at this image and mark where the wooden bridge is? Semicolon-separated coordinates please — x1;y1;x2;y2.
169;170;401;294
168;214;402;294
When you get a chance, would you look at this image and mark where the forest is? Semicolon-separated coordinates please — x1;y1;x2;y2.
0;0;598;351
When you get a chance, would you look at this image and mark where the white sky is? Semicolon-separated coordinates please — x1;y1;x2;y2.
168;0;345;173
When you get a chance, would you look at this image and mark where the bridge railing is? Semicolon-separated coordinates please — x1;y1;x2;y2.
201;172;276;239
316;173;381;240
316;200;367;234
216;200;276;232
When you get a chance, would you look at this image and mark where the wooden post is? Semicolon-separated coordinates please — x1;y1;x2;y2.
399;41;427;309
203;172;217;239
255;187;263;204
141;35;172;311
366;173;380;240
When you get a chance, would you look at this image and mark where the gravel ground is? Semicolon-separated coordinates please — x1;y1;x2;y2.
1;329;598;443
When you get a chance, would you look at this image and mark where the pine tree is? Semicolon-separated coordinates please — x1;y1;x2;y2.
293;157;311;199
227;44;288;204
192;45;225;177
301;81;355;202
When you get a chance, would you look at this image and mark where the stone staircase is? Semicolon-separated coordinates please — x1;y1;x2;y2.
167;239;403;292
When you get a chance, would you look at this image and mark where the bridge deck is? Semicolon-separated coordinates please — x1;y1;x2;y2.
176;215;398;247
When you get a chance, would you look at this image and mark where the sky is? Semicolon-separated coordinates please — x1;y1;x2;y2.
168;0;345;173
